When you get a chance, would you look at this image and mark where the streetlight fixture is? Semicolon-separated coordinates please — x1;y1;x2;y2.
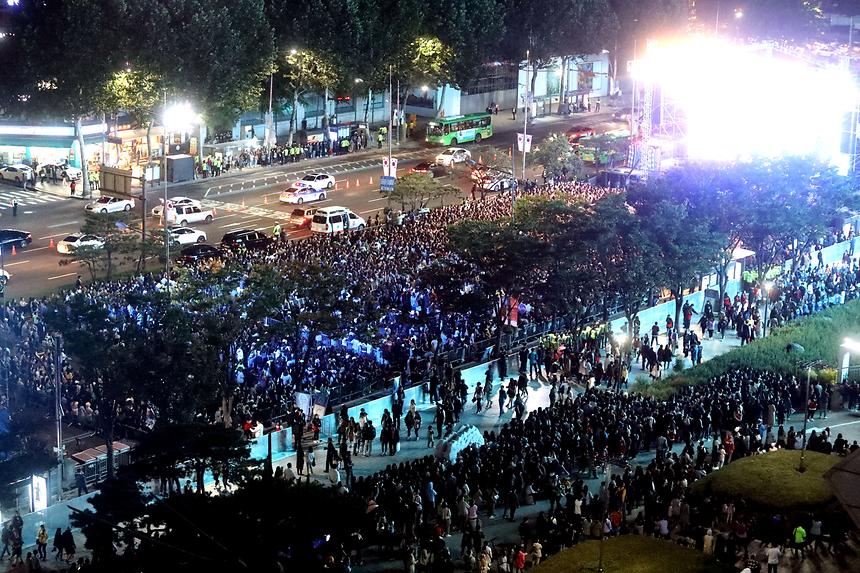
785;343;828;472
734;8;744;19
161;99;201;294
762;281;773;337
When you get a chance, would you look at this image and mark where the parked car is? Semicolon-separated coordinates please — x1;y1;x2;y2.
40;161;82;181
85;196;135;213
279;186;327;204
166;204;214;226
220;229;275;251
151;196;201;217
293;173;336;190
434;147;471;166
310;206;366;234
0;229;33;250
56;233;105;254
289;206;319;228
0;164;34;183
168;226;207;245
176;243;223;265
565;125;595;143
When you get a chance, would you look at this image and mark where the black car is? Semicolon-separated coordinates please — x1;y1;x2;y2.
0;229;32;251
176;243;223;265
220;229;275;251
411;162;447;178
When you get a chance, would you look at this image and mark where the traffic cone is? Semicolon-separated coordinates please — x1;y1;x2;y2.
355;178;359;187
479;155;483;163
346;180;350;189
370;176;374;185
11;245;16;256
49;238;54;248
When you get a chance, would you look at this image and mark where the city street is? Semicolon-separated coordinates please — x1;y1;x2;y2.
0;110;621;298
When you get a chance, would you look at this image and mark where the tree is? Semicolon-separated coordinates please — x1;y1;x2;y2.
274;48;341;144
427;0;506;109
243;263;368;395
13;0;128;199
127;423;250;494
98;69;162;159
629;174;727;329
515;197;602;337
172;264;251;427
45;293;148;479
394;36;456;124
587;194;664;333
530;133;585;181
386;173;460;212
126;0;275;129
733;157;857;286
58;212;140;281
735;0;826;42
446;219;549;349
555;0;618;113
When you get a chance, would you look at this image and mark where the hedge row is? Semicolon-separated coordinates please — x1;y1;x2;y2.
636;299;860;399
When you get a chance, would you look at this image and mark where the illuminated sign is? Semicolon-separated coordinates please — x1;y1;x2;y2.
31;475;47;512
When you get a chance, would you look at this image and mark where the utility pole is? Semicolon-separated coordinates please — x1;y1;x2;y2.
396;79;401;145
162;91;170;299
54;334;64;501
388;65;393;173
521;50;530;193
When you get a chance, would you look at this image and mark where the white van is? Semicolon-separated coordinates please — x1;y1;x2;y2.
310;206;366;234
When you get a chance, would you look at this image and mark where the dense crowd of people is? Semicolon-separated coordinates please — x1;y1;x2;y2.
327;355;860;573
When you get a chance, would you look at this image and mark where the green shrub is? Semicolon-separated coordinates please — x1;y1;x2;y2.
672;357;686;373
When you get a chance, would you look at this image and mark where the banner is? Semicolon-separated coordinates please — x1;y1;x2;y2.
508;296;519;327
382;157;390;176
391;157;398;176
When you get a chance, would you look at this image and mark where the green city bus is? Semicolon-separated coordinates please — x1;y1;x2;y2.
426;112;493;146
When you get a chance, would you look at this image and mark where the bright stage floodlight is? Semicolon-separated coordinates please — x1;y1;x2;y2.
633;38;858;171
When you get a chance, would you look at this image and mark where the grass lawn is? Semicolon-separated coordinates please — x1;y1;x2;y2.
690;450;839;510
534;536;732;573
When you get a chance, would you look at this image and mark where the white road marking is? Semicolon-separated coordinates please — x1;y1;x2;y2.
367;197;388;202
3;259;30;266
46;221;79;228
48;272;77;281
27;246;52;252
219;222;246;228
38;233;71;240
819;419;860;429
360;207;385;215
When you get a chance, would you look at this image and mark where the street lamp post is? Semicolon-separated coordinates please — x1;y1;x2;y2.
388;65;393;178
762;281;773;337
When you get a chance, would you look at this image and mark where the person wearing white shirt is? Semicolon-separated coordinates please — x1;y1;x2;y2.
283;463;298;482
766;544;782;573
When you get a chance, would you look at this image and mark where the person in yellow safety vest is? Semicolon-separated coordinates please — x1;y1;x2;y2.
273;222;282;241
340;138;350;153
377;131;384;149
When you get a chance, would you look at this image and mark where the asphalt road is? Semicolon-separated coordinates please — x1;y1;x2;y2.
0;110;622;298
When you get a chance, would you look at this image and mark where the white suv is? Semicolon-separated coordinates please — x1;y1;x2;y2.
166;204;214;226
310;206;366;234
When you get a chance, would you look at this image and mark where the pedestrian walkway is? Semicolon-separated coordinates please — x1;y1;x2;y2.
0;186;68;209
